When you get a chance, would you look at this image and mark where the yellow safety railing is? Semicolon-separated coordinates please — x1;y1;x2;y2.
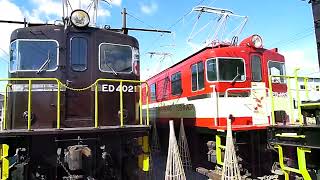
0;78;60;131
269;74;320;126
93;78;150;128
1;78;150;131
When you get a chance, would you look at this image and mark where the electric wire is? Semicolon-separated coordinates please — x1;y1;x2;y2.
140;0;210;56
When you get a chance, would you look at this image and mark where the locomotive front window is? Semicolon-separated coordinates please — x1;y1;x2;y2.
268;61;286;83
251;55;262;82
99;43;132;73
218;58;245;81
71;37;87;71
191;61;204;91
10;40;58;72
206;59;217;81
171;72;182;95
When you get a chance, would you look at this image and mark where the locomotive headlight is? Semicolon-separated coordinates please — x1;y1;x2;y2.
70;9;90;28
251;34;263;48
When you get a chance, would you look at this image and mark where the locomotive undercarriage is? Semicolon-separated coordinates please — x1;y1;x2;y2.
0;127;149;180
153;121;278;179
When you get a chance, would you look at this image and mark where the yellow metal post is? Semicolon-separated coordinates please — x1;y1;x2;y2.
275;145;311;180
57;81;61;129
139;85;143;125
304;78;309;100
0;144;9;180
287;78;294;124
142;136;150;171
28;80;32;131
95;83;99;128
215;135;225;166
297;147;312;180
268;76;276;125
120;81;124;127
294;68;303;124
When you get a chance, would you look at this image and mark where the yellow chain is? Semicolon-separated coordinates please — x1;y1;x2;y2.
58;80;98;92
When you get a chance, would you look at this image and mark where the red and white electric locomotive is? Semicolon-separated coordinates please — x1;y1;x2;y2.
143;34;287;177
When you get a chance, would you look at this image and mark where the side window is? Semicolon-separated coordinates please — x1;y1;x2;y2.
268;61;286;83
71;37;88;71
206;59;217;81
251;55;262;82
191;61;204;91
150;83;156;101
171;72;182;95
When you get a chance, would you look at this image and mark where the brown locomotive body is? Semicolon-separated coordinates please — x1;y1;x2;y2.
0;11;150;180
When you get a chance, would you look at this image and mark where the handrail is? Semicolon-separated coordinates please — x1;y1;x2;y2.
93;78;149;128
269;74;320;126
0;78;150;131
0;78;60;131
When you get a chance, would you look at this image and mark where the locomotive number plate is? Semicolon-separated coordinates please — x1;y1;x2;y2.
101;84;135;93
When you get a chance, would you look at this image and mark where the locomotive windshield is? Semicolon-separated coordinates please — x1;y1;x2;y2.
268;61;286;83
206;58;245;81
99;43;133;73
10;40;58;72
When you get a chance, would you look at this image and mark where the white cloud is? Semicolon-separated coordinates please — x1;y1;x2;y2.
108;0;121;6
0;0;26;56
31;0;62;17
98;9;111;17
140;2;158;15
282;49;319;76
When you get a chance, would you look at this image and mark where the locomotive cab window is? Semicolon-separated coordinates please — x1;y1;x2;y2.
71;37;87;71
206;58;217;81
268;61;286;83
251;55;262;82
171;72;182;95
150;83;156;101
191;61;204;91
99;43;133;73
218;58;245;81
10;40;58;72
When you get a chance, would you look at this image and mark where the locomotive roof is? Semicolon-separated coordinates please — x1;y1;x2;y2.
10;24;139;46
146;44;230;80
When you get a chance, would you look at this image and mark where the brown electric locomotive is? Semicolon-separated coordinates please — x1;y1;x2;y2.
0;7;150;180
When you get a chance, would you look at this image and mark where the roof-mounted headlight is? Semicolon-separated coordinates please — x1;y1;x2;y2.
251;34;263;48
70;9;90;28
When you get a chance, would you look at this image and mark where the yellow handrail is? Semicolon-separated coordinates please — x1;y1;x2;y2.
269;74;319;126
94;84;99;128
139;85;143;125
27;80;32;131
1;78;150;131
94;78;149;127
57;82;61;129
268;76;275;125
119;81;124;127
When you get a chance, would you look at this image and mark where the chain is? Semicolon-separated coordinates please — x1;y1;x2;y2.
58;81;97;92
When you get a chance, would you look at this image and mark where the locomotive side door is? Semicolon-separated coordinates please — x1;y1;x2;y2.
250;54;268;125
64;33;94;127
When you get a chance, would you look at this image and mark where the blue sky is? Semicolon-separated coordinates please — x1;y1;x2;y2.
0;0;318;81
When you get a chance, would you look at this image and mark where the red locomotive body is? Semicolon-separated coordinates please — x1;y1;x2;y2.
143;34;287;177
144;35;285;130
